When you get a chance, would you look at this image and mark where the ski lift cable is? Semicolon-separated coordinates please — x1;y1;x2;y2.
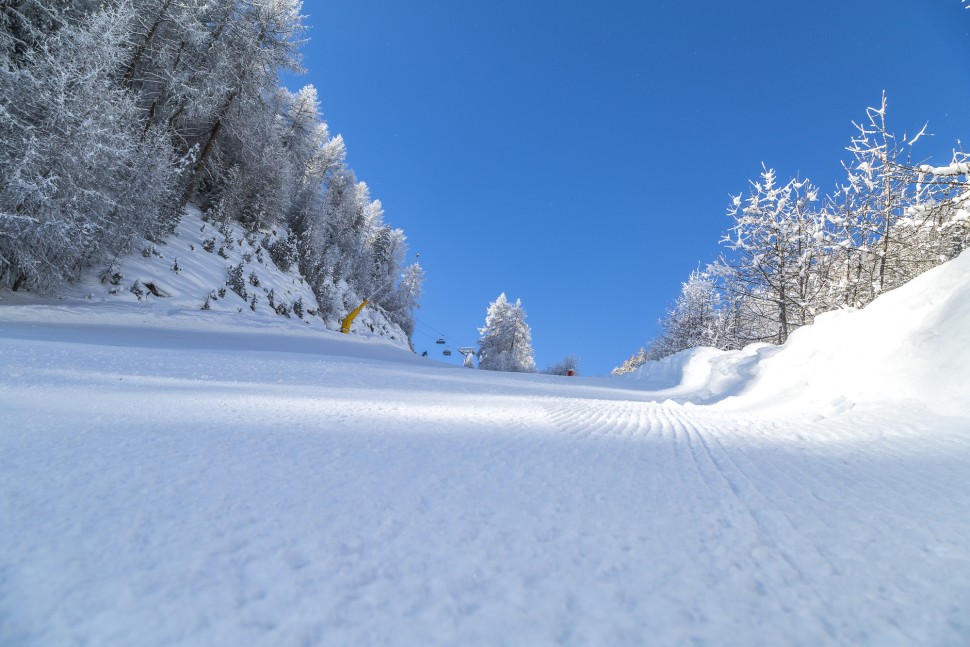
410;319;444;337
412;315;449;338
411;322;441;338
409;314;476;359
412;324;450;346
411;326;440;342
412;323;452;346
412;316;470;348
415;331;472;359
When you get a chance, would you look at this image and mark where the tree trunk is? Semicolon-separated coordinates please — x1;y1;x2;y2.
179;89;238;208
121;0;175;89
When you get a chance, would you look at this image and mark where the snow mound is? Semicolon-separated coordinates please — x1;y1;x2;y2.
621;344;768;403
732;248;970;416
625;249;970;417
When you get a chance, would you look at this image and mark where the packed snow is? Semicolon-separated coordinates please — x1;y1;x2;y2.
2;248;969;644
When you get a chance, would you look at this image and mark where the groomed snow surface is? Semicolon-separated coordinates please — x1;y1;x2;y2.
3;251;970;645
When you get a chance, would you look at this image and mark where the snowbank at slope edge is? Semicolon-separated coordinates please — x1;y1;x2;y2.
625;248;970;417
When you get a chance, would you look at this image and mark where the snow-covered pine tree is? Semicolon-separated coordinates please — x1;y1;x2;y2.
477;293;536;373
281;85;344;231
654;267;729;355
382;261;424;342
611;348;649;375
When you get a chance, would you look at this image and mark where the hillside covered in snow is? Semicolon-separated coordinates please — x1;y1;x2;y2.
1;0;423;353
3;205;413;349
2;237;969;644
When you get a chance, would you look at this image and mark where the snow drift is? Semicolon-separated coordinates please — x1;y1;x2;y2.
625;248;970;417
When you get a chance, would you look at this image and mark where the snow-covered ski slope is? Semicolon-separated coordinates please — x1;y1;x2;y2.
2;252;970;645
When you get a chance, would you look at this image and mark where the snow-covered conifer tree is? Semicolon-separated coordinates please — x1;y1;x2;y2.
611;348;648;376
379;261;423;343
477;293;536;373
281;85;343;227
654;267;728;355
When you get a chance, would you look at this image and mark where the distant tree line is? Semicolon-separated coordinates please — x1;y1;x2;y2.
615;95;969;374
0;0;421;337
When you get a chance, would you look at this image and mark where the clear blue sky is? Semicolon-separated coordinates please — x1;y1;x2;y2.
290;0;970;375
